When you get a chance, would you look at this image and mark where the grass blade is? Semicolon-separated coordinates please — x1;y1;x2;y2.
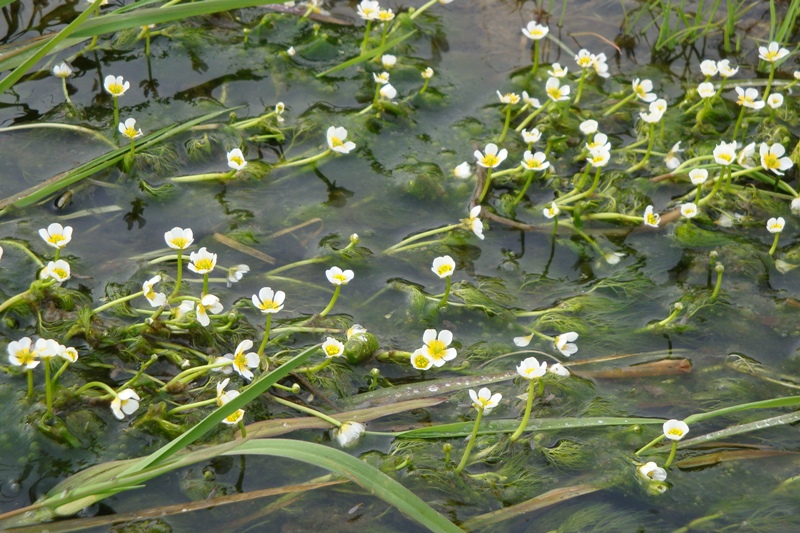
316;30;417;77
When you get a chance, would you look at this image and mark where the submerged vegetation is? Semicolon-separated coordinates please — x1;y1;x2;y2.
1;0;800;530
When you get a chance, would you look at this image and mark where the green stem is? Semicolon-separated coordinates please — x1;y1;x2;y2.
360;20;373;52
112;96;120;139
202;273;209;296
732;105;746;140
171;250;183;299
627;123;655;173
530;40;540;75
27;370;34;399
513;171;536;205
169;171;236;182
603;91;636;116
710;266;723;300
75;380;118;398
574;68;588;104
61;77;71;104
257;314;272;357
279;148;332;168
409;0;439;20
497;105;512;144
52;360;71;383
43;360;53;417
763;63;775;100
455;407;484;474
509;379;538;442
558;167;602;205
92;290;144;315
319;285;342;317
437;277;451;309
419;78;430;94
383;224;460;254
768;233;781;256
664;440;679;468
270;394;342;427
477;168;494;203
514;100;551;132
635;434;666;455
168;398;217;415
0;290;32;315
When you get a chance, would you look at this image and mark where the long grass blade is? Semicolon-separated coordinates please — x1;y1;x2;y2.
226;439;463;533
316;30;417;77
678;411;800;449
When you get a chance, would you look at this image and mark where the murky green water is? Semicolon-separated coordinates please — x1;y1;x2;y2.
1;0;800;531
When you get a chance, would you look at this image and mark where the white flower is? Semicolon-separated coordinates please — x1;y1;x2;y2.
758;41;790;63
326;266;354;285
39;223;73;249
111;389;140;420
227;264;250;286
379;83;397;100
792;197;800;215
373;71;389;84
469;387;501;413
497;91;520;105
664;142;683;170
699;59;718;77
548;62;568;78
522;21;548;40
632;78;656;102
36;338;62;360
516;356;547;379
0;246;3;262
196;294;223;327
521;91;542;108
225;339;260;380
579;120;598;135
188;247;217;274
275;102;285;122
40;259;71;283
8;337;39;369
591;52;610;78
543;203;559;219
421;67;434;79
222;409;245;425
417;329;457;367
326;126;356;154
767;217;785;234
713;140;737;166
252;287;285;313
52;62;72;78
356;0;380;20
521;128;542;144
173;300;195;320
638;462;667;481
227;148;247;170
118;118;143;140
464;205;484;240
574;49;594;68
697;82;716;98
716;59;738;78
688;169;708;185
681;203;698;219
554;331;578;356
376;8;394;22
767;93;784;109
453;162;471;179
734;87;764;109
605;252;625;265
522;151;549;171
736;142;755;168
142;275;167;307
411;350;433;370
586;133;610;152
103;75;129;97
216;377;240;406
760;143;793;175
549;363;570;376
164;227;193;250
287;46;296;56
587;147;610;167
545;77;570;101
643;205;660;228
334;421;366;447
322;337;345;358
663;419;689;441
513;334;533;347
639;108;663;124
60;346;79;363
474;143;508;169
381;54;397;69
431;256;455;278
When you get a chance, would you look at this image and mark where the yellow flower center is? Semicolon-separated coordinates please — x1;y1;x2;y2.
426;339;446;360
324;344;341;357
123;127;138;139
329;136;343;148
547;87;562;100
770;222;783;231
52;267;68;279
195;258;214;271
225;410;243;424
718;153;732;163
170;237;188;249
647;214;658;225
667;428;684;437
333;273;348;284
763;154;779;169
145;286;156;299
577;57;592;67
234;350;247;370
259;300;280;311
108;83;124;95
481;154;499;167
436;264;453;276
230;155;244;166
16;348;36;366
413;354;430;368
48;234;65;245
378;11;393;21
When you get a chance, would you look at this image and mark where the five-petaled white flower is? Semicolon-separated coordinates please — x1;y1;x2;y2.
554;331;578;356
227;148;247;170
373;72;390;85
104;75;130;97
545;77;570;101
39;223;73;249
411;350;433;370
497;91;520;105
216;377;241;406
8;337;39;369
40;259;71;283
474;143;508;168
699;59;718;77
665;142;683;170
469;387;501;413
225;339;260;380
322;337;345;358
717;59;738;78
334;421;366;447
758;41;790;63
697;82;715;98
376;8;394;22
688;169;708;185
734;87;764;109
681;203;698;219
521;91;541;109
713;141;737;166
119;118;143;140
643;205;660;228
522;151;549;171
227;264;250;286
432;255;455;278
592;53;610;78
463;206;484;240
356;0;380;20
379;83;397;100
381;54;397;69
543;203;559;219
588;146;610;167
252;287;285;313
415;329;457;367
222;409;245;425
326;266;354;285
663;419;689;440
453;162;471;179
326;126;356;154
522;21;548;40
421;67;434;79
549;62;568;78
521;128;542;144
632;78;657;102
516;357;547;379
111;389;140;420
196;293;223;327
638;461;667;481
52;62;72;78
759;143;793;175
143;275;167;307
579;120;598;135
767;217;785;234
188;247;217;274
767;93;784;109
164;227;194;250
586;133;610;152
550;363;570;376
575;49;594;68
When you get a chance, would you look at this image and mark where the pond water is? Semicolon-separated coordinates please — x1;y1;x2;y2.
1;0;800;531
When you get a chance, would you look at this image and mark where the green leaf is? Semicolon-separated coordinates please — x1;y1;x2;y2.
316;30;417;77
226;439;462;533
397;417;665;439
